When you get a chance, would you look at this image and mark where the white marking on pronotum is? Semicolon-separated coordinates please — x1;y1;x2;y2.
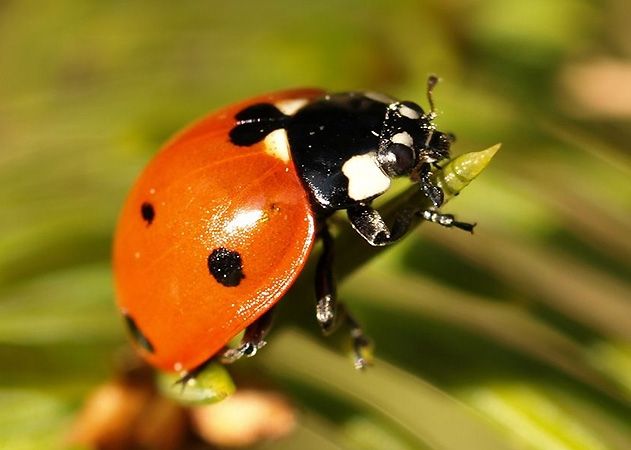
364;91;393;104
391;131;413;147
275;98;309;116
342;153;391;201
399;104;420;119
263;128;291;163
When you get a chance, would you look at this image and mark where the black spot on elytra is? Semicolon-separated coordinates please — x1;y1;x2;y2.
229;103;288;147
123;313;155;353
208;247;245;287
141;202;155;225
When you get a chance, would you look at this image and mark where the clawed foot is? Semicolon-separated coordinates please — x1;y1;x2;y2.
420;210;476;233
350;329;374;370
221;341;267;364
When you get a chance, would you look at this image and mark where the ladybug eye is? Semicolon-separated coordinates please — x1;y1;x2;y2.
387;143;416;175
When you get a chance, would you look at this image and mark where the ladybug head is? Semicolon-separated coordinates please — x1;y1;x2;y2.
376;76;453;181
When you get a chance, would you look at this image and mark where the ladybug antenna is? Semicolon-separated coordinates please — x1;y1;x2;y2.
426;74;439;120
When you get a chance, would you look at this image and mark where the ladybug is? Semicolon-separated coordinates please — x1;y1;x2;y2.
113;76;474;375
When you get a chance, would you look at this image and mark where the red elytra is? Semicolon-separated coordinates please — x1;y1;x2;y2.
113;89;324;372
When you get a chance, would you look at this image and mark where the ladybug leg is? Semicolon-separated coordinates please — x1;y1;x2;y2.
419;210;476;233
418;163;444;208
220;307;275;364
316;226;372;369
416;164;475;232
315;226;336;333
347;203;415;246
347;203;475;247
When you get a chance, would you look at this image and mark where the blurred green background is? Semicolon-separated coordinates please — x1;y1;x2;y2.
1;0;631;448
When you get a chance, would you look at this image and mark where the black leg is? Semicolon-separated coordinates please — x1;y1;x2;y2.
339;303;372;369
418;163;444;208
220;306;276;364
316;226;372;369
347;203;418;246
315;226;336;333
348;203;475;247
420;210;476;232
175;307;276;386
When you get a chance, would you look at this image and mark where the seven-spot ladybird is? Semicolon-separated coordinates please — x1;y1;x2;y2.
113;77;474;374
